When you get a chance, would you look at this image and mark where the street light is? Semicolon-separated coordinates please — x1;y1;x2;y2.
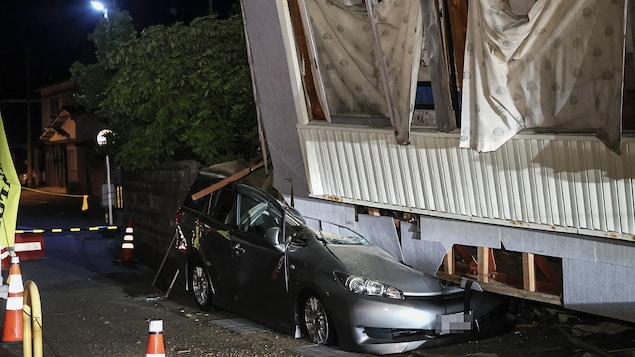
97;129;114;225
91;1;109;19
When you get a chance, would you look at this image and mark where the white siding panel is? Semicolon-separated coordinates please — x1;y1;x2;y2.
431;139;447;212
517;141;532;222
577;141;591;230
589;141;602;229
351;132;370;201
297;125;635;241
619;144;635;234
496;145;514;220
462;147;475;215
486;150;503;219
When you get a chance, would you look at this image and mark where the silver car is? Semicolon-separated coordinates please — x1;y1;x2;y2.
175;167;514;355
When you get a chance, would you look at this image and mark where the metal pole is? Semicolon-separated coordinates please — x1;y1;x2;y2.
165;269;180;298
106;154;113;225
153;230;179;287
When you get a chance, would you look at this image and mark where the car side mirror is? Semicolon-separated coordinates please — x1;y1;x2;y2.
265;227;282;246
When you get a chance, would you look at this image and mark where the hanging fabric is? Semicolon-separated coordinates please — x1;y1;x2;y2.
460;0;626;153
304;0;423;145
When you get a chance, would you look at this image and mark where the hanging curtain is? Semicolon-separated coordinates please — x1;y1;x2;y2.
304;0;423;144
460;0;626;153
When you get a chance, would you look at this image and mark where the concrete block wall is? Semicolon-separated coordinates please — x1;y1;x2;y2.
121;160;200;273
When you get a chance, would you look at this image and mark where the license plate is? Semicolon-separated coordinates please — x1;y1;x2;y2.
435;312;473;334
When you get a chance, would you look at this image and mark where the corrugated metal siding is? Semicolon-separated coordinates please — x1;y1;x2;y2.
298;125;635;240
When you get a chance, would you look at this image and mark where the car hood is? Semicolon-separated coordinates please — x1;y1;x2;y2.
325;244;463;297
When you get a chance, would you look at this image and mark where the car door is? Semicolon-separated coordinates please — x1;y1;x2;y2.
229;186;293;326
197;186;238;303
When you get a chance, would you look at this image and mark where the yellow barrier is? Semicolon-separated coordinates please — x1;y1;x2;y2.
23;280;43;357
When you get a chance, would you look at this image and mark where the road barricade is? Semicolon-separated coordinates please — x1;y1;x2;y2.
14;233;45;262
1;234;45;269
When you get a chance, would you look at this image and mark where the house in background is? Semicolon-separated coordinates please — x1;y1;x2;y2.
38;80;106;196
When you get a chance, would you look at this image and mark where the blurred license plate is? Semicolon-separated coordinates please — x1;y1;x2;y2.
435;312;473;334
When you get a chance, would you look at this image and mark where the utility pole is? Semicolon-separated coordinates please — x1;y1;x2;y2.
26;48;32;187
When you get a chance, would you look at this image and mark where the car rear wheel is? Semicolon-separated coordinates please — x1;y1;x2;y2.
190;261;214;311
302;295;336;345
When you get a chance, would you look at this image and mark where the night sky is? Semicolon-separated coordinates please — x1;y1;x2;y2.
0;0;218;159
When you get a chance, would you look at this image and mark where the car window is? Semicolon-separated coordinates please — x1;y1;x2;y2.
209;187;236;223
238;194;282;237
183;177;212;214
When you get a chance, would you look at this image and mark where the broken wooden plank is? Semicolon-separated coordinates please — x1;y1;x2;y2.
191;161;264;201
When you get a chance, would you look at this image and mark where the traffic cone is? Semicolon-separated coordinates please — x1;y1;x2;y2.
146;320;165;357
117;219;135;264
2;256;23;343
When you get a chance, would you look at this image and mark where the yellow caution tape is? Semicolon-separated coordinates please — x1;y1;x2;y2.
16;226;121;234
22;187;91;211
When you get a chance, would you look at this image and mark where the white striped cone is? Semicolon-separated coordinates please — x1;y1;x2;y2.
2;256;23;343
120;220;135;263
146;320;165;357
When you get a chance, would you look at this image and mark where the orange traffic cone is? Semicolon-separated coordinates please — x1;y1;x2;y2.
117;219;135;264
2;256;23;343
146;320;165;357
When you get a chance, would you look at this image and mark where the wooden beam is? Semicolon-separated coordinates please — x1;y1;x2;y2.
477;246;490;283
191;161;264;201
534;255;561;286
436;271;562;306
454;245;477;273
367;207;380;216
445;0;468;90
287;0;326;121
523;252;537;292
443;245;455;275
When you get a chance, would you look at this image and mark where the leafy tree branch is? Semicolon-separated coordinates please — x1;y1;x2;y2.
71;10;257;171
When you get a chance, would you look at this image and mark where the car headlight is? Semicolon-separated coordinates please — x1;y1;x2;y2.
335;272;404;300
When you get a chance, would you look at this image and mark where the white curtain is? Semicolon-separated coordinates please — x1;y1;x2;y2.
460;0;626;153
305;0;422;145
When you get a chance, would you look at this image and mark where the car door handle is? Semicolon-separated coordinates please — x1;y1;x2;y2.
232;243;245;256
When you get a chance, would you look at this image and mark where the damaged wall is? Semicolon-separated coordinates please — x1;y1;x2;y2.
287;194;635;323
417;215;635;324
240;0;310;198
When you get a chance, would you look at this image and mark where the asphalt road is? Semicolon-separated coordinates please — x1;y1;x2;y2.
0;187;633;357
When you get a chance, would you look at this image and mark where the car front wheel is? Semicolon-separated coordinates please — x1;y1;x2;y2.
302;295;336;345
190;261;214;311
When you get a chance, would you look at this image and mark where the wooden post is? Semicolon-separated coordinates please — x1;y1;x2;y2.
523;252;537;292
443;245;455;275
477;247;490;283
368;207;380;216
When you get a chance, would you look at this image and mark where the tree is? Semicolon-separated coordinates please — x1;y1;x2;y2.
71;11;257;171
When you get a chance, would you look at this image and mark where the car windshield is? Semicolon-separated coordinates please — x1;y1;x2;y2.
283;210;369;245
299;217;370;246
312;229;370;245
